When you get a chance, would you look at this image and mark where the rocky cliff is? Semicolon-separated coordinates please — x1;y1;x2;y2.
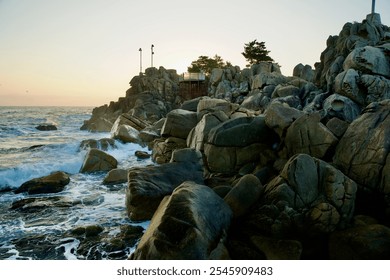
78;14;390;259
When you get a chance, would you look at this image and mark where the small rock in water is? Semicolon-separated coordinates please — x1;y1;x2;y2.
14;171;70;195
135;150;151;159
35;124;57;131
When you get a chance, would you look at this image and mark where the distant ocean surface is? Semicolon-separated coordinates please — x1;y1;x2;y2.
0;106;150;259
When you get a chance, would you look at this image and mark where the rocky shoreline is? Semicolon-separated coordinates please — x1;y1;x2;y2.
11;14;390;259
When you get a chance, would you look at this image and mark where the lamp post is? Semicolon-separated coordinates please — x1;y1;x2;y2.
372;0;376;14
151;44;155;68
139;48;142;74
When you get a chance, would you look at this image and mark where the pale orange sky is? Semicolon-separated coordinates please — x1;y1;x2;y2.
0;0;389;106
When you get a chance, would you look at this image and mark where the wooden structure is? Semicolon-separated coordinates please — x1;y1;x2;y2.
178;72;207;100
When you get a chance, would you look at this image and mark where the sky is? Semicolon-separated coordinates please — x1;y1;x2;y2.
0;0;389;107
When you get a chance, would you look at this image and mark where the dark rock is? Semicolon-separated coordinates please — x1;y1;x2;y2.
35;124;57;131
129;181;232;259
326;117;349;138
80;148;117;173
152;137;187;164
10;196;76;211
251;235;302;260
329;224;390;259
103;169;128;185
135;150;151;159
126;149;204;221
71;225;104;237
14;171;70;195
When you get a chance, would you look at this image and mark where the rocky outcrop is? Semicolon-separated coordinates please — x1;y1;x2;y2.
80;148;118;173
81;67;181;132
248;154;357;237
126;148;204;221
129;181;232;259
14;171;70;195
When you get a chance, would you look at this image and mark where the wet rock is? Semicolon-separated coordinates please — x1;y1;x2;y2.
129;181;232;259
35;124;57;131
126;149;204;221
14;171;70;195
79;138;116;151
71;225;104;237
80;148;117;173
329;224;390;259
161;109;198;139
10;196;76;211
135;150;151;159
103;169;128;185
204;116;277;174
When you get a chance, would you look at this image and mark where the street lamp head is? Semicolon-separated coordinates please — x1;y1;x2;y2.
139;48;142;51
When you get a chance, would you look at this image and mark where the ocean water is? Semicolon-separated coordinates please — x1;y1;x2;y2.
0;107;151;260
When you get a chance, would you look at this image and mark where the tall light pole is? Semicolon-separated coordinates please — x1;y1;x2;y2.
139;48;142;74
372;0;376;14
151;44;154;68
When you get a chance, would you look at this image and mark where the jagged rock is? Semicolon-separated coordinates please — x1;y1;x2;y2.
334;69;364;105
224;174;264;218
343;46;390;78
271;85;300;99
361;74;390;104
187;111;229;151
264;102;304;138
35;124;57;131
249;154;357;237
152;137;187;164
103;169;128;185
322;93;361;122
126;149;204;221
10;196;77;211
251;235;302;260
210;68;224;86
180;96;209;112
251;72;287;89
285;113;338;159
240;91;268;111
80;148;117;173
129;181;232;259
204;116;277;174
14;171;70;195
333;100;390;212
111;124;141;144
79;138;116;151
197;98;238;119
161;109;198;139
329;224;390;259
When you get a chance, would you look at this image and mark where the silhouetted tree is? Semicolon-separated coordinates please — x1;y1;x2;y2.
242;39;273;67
187;55;227;75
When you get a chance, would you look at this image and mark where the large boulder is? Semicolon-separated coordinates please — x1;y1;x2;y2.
161;109;198;139
249;154;357;237
285;113;338;159
80;148;118;173
103;168;128;185
126;149;204;221
251;72;287;90
187;111;229;151
129;181;232;259
224;174;264;218
14;171;70;195
111;124;141;144
197;98;238;119
333;100;390;212
343;46;390;78
204;116;277;174
152;137;187;164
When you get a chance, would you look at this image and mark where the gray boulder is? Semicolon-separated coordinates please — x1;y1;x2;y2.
285;113;338;159
161;109;198;139
15;171;70;195
80;148;118;173
323;93;361;123
129;181;232;259
126;149;204;221
103;168;128;185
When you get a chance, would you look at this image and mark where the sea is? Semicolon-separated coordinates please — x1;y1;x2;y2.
0;106;151;260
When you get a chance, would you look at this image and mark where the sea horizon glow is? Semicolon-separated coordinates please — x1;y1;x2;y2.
0;0;389;107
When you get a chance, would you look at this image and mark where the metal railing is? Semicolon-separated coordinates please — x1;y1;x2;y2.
179;72;206;82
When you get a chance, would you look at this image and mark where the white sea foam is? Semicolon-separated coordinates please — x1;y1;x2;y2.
55;238;80;260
